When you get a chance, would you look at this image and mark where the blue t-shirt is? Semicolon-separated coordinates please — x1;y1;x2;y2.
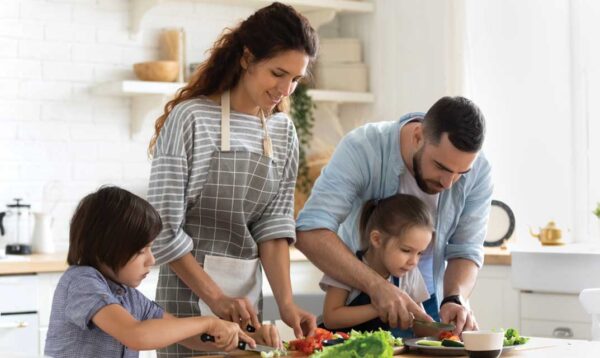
45;265;164;358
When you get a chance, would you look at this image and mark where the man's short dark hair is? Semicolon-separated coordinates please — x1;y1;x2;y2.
423;96;485;152
67;186;162;273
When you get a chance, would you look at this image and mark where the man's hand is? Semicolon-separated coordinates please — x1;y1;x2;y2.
440;303;478;335
369;280;433;329
208;294;261;329
279;302;317;338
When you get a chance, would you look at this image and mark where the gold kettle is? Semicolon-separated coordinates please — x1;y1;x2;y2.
529;221;564;245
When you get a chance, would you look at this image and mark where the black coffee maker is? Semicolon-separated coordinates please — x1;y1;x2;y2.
3;199;32;255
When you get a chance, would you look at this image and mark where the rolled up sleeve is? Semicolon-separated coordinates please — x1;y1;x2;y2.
251;122;298;244
148;107;195;265
444;157;493;267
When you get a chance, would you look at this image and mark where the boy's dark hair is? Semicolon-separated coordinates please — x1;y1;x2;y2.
423;96;486;152
67;186;162;273
359;194;433;250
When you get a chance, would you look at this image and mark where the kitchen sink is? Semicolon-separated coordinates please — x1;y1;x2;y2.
511;243;600;294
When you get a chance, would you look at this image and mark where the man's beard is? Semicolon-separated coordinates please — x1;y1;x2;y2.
412;149;440;194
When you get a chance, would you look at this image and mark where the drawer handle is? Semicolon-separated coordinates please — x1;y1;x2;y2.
0;321;29;329
552;327;573;338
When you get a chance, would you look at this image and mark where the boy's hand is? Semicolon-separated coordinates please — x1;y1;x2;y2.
206;317;256;351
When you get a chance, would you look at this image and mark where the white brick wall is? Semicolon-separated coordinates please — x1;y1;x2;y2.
0;0;253;250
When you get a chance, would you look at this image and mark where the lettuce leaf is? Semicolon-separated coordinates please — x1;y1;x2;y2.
310;330;395;358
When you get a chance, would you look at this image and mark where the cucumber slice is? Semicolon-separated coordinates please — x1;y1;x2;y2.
416;340;443;347
442;339;464;347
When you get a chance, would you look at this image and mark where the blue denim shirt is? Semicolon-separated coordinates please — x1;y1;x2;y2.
296;113;493;306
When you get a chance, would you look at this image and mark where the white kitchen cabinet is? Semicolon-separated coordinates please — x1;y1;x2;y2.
0;275;40;356
37;272;61;356
520;291;591;340
469;264;520;331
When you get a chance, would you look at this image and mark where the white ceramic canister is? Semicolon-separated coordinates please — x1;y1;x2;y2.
31;212;54;254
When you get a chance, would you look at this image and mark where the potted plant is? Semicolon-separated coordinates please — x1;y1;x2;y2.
290;82;315;195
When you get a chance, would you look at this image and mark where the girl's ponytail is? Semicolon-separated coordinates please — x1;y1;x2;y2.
359;199;378;249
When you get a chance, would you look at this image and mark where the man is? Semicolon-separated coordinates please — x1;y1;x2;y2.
296;96;492;335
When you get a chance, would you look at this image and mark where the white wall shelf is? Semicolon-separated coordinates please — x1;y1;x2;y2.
130;0;374;35
93;80;374;137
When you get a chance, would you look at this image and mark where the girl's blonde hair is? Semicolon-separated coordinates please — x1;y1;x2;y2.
358;194;433;250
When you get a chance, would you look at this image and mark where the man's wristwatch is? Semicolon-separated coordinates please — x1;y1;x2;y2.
440;295;464;308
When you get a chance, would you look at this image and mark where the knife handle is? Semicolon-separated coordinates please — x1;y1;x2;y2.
200;334;247;350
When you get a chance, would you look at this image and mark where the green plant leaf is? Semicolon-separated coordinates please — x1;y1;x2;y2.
290;83;315;195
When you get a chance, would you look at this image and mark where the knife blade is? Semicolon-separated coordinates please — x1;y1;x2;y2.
413;319;456;331
200;333;283;354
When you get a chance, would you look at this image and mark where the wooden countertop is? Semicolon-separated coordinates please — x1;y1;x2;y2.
0;252;68;275
197;337;600;357
482;246;511;265
0;246;511;275
291;246;512;266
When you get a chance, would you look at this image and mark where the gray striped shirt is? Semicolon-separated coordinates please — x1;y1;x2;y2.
44;266;164;358
148;96;298;265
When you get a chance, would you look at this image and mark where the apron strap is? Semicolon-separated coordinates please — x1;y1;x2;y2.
221;91;231;152
259;109;273;158
221;90;272;157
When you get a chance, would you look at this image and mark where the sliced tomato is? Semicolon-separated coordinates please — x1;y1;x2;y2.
438;331;454;340
335;331;350;340
314;328;334;341
288;328;334;354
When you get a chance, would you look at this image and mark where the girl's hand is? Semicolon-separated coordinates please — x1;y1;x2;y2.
209;294;261;329
279;302;317;338
251;324;282;349
205;317;256;352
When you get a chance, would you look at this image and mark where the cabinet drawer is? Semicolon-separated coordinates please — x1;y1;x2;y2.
521;319;590;340
0;275;38;313
520;292;590;323
0;313;39;355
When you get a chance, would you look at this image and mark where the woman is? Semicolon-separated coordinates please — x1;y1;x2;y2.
147;2;318;356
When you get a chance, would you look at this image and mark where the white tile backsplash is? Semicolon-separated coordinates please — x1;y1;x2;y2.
0;0;255;249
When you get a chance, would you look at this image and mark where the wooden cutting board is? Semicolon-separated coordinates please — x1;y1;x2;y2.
197;346;406;357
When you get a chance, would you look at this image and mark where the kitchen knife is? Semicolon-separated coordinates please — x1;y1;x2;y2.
200;333;282;354
413;319;456;331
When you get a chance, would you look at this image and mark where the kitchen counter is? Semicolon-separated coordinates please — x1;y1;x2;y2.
0;252;68;275
0;246;510;276
291;246;512;266
197;337;600;357
482;246;511;265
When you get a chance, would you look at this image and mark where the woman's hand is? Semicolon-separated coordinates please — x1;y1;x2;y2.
205;317;256;352
209;294;261;329
250;323;283;349
278;302;317;338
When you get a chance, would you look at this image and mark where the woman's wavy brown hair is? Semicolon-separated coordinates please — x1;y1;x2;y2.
148;2;318;156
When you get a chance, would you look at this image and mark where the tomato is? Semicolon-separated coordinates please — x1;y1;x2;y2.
438;331;454;340
335;331;350;340
314;328;334;341
288;337;322;354
287;328;334;354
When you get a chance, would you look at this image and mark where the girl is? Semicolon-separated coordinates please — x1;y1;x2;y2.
44;186;278;358
147;2;318;356
319;194;434;335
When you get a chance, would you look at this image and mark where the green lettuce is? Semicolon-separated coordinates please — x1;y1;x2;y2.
310;330;397;358
503;328;529;346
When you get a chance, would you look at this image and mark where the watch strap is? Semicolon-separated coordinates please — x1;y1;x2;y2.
440;295;462;308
